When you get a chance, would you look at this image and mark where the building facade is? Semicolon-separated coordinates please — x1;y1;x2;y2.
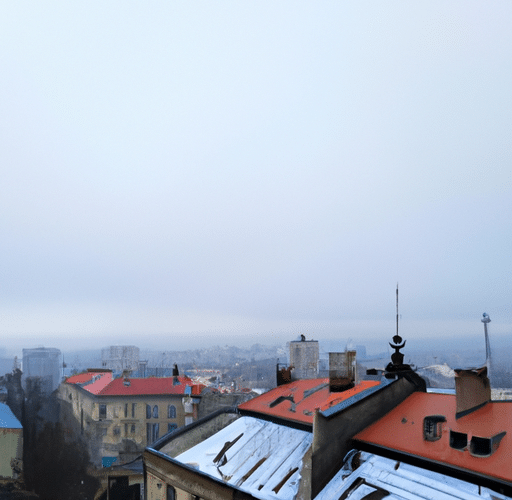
0;402;23;480
58;371;204;467
288;336;319;380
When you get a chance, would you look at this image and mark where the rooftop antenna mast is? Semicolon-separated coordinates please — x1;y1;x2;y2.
396;283;399;339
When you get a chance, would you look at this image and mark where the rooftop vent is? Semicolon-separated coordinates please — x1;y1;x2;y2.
469;431;506;458
449;430;468;451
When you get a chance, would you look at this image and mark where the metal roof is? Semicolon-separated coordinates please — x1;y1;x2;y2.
353;392;512;485
174;416;312;500
238;378;380;425
315;452;511;500
0;402;22;429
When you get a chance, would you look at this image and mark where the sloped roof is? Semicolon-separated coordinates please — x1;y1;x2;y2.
353;391;512;485
0;402;22;429
174;416;312;500
98;376;205;396
65;370;113;395
238;378;380;425
66;372;97;384
316;452;506;500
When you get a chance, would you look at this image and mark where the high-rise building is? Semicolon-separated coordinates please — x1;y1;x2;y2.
101;345;140;372
22;347;62;394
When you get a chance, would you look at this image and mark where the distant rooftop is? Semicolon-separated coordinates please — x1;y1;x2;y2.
0;402;22;429
65;372;205;396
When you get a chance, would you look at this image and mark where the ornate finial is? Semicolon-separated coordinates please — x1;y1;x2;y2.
386;284;411;373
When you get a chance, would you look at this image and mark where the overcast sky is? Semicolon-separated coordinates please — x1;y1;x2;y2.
1;2;511;354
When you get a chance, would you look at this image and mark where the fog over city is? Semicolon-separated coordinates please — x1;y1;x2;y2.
1;2;512;355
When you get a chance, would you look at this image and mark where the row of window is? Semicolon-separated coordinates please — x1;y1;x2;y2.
97;403;177;420
146;404;177;419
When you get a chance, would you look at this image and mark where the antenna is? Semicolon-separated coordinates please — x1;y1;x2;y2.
396;283;399;338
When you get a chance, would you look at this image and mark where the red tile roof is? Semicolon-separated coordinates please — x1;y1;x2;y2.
65;370;113;394
97;376;205;396
238;378;380;425
66;372;96;384
353;391;512;484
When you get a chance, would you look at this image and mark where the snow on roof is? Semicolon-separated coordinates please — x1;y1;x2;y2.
0;402;22;429
174;416;312;500
238;378;379;425
316;452;510;500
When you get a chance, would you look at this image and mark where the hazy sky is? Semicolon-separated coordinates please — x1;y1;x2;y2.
1;2;511;354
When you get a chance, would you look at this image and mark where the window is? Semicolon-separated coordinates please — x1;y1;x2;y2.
168;423;177;433
99;404;107;419
124;403;128;418
153;405;159;418
168;405;176;419
113;426;121;436
125;423;128;436
132;403;136;418
131;424;136;434
146;404;151;419
146;423;159;444
167;485;175;500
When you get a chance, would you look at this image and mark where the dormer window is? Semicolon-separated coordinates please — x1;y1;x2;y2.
450;430;467;451
423;415;446;442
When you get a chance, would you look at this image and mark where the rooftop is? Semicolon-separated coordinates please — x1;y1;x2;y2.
65;372;205;396
316;451;509;500
98;376;204;396
0;402;22;429
238;378;380;426
170;415;312;500
353;391;512;485
65;370;113;395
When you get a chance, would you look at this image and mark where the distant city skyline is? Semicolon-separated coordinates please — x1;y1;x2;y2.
1;3;511;355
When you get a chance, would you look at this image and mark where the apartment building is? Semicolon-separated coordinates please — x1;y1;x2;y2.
58;370;205;467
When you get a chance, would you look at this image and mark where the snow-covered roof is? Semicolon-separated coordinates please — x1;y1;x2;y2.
174;416;312;500
315;452;511;500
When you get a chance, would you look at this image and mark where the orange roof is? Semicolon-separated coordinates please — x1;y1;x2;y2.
98;376;205;396
66;372;96;384
65;370;113;394
238;379;380;425
353;391;512;484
